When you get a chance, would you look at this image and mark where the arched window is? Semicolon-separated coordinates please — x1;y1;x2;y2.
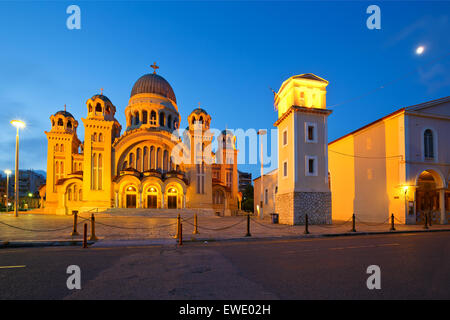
58;118;63;126
150;146;155;169
67;121;72;129
60;144;64;152
159;112;165;127
98;153;103;190
143;147;149;171
95;103;102;113
122;161;128;170
136;148;142;172
91;153;97;190
89;104;93;112
68;189;72;201
142;111;148;124
92;133;97;142
134;112;140;125
192;117;196;125
106;106;111;114
163;150;169;172
150;111;157;125
98;133;103;142
129;153;135;169
424;129;434;159
79;189;82;201
55;144;59;152
199;116;203;123
168;115;172;129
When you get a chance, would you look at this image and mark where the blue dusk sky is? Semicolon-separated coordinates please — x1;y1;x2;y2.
0;1;449;180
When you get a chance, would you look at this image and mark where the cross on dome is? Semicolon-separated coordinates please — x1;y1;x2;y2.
150;62;159;74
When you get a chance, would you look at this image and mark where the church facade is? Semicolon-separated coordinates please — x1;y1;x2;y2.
41;69;240;215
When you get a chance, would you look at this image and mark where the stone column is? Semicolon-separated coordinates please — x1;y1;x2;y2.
139;189;143;208
440;189;446;224
183;193;186;209
115;191;119;208
161;192;165;208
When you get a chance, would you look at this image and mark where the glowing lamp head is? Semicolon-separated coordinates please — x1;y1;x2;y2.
416;46;425;55
4;169;12;176
11;120;26;129
28;193;33;197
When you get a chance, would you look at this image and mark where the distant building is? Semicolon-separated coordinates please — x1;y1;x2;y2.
238;170;252;191
1;170;45;198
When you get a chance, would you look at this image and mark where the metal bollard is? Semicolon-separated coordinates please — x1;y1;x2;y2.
428;212;432;227
192;213;199;235
351;213;356;232
245;214;251;237
173;214;181;239
71;210;79;236
390;213;396;231
83;223;88;248
424;213;429;229
304;214;310;234
179;223;183;246
89;214;98;241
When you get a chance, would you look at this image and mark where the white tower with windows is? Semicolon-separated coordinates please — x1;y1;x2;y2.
274;74;332;225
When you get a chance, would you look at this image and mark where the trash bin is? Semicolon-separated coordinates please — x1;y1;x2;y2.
271;213;279;224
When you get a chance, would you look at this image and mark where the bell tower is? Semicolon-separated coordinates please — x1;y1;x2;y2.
44;107;80;206
274;74;332;225
82;93;121;209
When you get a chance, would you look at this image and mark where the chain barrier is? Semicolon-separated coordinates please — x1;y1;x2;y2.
182;217;246;231
0;220;84;232
249;217;294;230
313;217;353;229
355;216;390;226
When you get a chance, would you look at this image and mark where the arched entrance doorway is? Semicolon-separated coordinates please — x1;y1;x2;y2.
144;186;159;208
167;187;178;209
212;188;226;216
416;170;440;224
125;185;138;208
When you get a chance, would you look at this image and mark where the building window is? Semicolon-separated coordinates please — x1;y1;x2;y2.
424;129;434;159
282;129;288;147
150;111;157;125
283;161;288;178
196;163;205;194
264;188;268;205
305;156;318;176
305;122;317;143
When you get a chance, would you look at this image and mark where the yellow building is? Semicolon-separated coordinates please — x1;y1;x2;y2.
329;96;450;225
273;74;332;225
41;68;240;215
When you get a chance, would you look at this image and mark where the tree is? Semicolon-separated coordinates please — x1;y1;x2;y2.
241;184;254;213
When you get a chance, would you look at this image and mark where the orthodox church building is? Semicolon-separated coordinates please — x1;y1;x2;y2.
41;67;240;215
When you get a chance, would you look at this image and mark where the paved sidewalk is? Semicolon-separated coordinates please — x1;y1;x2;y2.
1;211;449;247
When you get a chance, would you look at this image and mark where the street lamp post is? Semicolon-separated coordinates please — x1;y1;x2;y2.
4;169;12;212
257;129;267;219
11;120;26;217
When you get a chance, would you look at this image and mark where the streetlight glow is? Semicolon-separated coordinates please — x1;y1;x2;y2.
11;120;26;129
4;169;12;175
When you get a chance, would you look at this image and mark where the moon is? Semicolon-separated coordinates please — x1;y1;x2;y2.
416;46;425;55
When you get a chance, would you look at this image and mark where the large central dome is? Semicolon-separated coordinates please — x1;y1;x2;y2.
130;73;176;103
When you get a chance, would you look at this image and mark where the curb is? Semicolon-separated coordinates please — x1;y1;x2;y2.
0;240;95;249
182;228;450;243
1;228;449;249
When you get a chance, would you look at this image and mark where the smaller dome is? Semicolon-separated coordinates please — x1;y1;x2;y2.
91;94;112;104
54;110;74;118
190;107;208;116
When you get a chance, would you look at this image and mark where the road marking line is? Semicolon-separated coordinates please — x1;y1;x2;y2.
0;265;26;269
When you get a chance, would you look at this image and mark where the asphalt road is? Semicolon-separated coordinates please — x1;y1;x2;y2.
0;232;448;299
